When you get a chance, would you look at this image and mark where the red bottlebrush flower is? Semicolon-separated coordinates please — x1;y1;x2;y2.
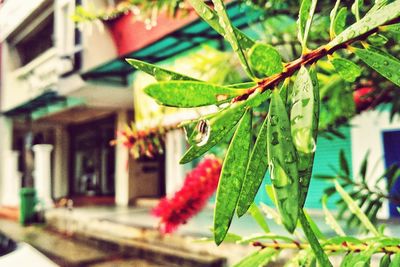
152;155;222;234
354;87;375;113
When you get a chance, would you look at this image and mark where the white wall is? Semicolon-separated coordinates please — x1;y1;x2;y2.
350;108;400;218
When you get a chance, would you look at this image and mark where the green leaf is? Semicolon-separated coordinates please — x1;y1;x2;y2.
237;116;269;217
144;81;247;108
343;244;378;267
298;0;318;51
367;33;389;46
180;91;271;164
299;209;332;267
187;0;255;50
303;210;326;240
267;90;299;233
290;66;320;207
330;0;343;38
239;233;295;244
359;151;370;181
333;7;348;37
351;0;363;21
247;203;270;233
233;248;277;267
334;180;380;236
329;0;400;47
324;236;362;246
291;66;319;154
126;58;197;81
390;253;400;267
211;0;255;79
226;82;257;89
196;231;242;243
353;46;400;87
322;195;346;236
339;150;350;176
380;254;391;267
330;57;362;82
214;109;252;245
383;23;400;34
248;43;284;78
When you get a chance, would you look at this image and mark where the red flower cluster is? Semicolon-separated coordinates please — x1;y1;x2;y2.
152;156;222;234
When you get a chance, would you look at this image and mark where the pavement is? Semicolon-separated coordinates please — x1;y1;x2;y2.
1;205;400;266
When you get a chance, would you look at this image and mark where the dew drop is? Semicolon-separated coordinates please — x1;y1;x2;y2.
293;128;316;153
193;120;211;147
383;60;389;66
271;161;289;187
204;11;214;20
271;132;279;145
348;30;356;38
270;115;279;126
301;98;310;107
386;72;393;78
284;152;296;164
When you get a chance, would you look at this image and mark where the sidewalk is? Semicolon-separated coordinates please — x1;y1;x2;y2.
44;206;277;266
31;205;400;266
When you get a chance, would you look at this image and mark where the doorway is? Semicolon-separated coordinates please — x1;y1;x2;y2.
382;130;400;217
69;115;115;197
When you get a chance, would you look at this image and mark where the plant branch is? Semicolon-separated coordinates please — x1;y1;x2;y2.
253;240;400;254
233;16;400;102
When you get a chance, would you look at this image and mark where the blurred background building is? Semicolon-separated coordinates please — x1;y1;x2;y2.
0;0;398;218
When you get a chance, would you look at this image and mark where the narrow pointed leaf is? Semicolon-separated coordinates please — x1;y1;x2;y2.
237;115;269;217
298;0;318;51
233;248;277;267
144;81;247;108
383;23;400;34
330;57;362;82
214;109;252;245
247;203;270;233
360;151;369;181
353;46;400;87
390;253;400;267
291;66;320;207
126;58;197;81
187;0;255;50
339;150;350;175
322;195;346;236
330;0;342;38
367;33;389;46
334;180;380;236
267;90;299;232
329;0;400;47
299;209;332;267
180;91;271;164
248;43;284;78
380;254;391;267
211;0;255;79
333;7;348;36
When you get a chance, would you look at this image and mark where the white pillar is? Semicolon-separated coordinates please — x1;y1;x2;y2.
2;150;21;207
33;144;53;208
115;110;130;206
165;130;187;196
0;117;14;206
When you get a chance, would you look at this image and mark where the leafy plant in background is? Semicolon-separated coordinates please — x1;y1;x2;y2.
316;150;400;230
124;0;400;265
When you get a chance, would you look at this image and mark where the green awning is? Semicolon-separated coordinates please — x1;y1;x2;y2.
2;91;83;119
81;2;261;85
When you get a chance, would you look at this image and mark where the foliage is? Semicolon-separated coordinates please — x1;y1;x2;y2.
126;0;400;265
316;150;400;230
